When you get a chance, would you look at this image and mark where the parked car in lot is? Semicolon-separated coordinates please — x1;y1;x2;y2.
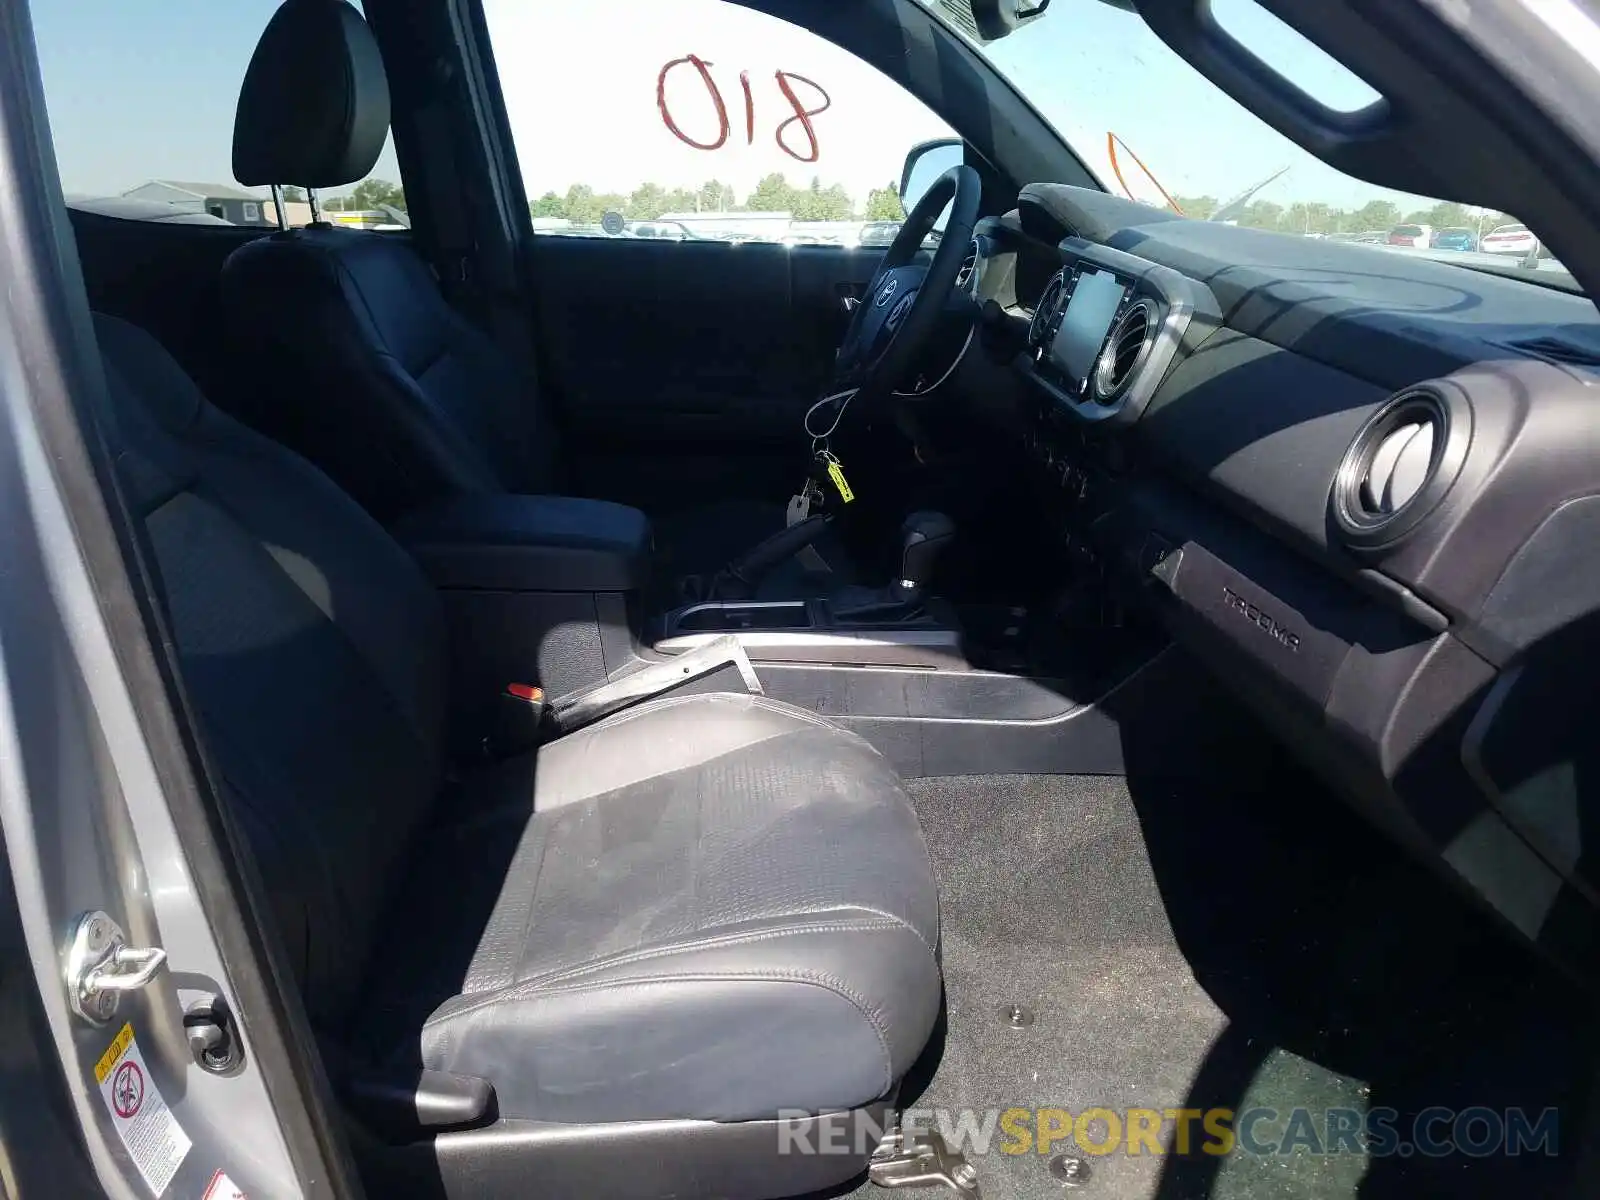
857;220;903;247
1387;222;1433;247
1481;222;1540;256
1352;229;1389;244
1431;226;1478;251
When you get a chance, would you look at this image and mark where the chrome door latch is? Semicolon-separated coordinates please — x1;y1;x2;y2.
64;910;167;1024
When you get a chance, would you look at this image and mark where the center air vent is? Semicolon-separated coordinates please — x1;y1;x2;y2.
1332;388;1470;549
955;241;980;291
1028;269;1067;348
1091;300;1155;404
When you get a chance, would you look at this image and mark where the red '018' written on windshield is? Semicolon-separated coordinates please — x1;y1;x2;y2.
657;55;832;162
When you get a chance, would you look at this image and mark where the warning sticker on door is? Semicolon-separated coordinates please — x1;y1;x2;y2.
201;1169;247;1199
95;1022;191;1196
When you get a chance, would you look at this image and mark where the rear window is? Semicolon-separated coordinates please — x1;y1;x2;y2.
33;0;403;228
1393;225;1423;236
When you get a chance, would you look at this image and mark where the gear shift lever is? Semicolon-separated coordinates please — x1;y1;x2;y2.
829;511;956;623
892;511;957;604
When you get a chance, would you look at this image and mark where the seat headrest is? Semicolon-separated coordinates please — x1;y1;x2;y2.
232;0;391;188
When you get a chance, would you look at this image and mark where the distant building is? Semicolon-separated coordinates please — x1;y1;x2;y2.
122;180;279;226
271;200;316;227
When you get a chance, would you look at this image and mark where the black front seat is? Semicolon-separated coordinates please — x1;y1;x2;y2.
93;312;940;1198
219;0;853;596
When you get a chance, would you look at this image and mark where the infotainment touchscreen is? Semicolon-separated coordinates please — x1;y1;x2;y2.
1051;269;1128;391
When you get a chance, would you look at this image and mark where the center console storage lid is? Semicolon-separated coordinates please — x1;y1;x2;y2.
393;494;651;592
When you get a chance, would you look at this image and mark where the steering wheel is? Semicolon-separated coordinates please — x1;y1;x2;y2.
833;163;982;409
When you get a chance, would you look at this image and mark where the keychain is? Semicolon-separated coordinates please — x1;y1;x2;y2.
816;448;855;504
787;477;825;526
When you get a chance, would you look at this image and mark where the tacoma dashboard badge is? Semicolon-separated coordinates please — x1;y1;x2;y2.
1221;585;1302;652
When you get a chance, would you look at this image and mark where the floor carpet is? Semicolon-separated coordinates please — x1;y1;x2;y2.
831;764;1596;1200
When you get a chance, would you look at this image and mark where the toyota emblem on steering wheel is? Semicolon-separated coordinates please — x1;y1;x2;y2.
875;278;899;307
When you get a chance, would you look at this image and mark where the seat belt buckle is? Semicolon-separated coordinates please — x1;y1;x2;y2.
486;683;548;758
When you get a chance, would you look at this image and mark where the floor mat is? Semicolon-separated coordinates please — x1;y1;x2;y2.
831;768;1595;1200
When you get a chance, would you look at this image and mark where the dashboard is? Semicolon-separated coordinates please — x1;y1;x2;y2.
969;184;1600;976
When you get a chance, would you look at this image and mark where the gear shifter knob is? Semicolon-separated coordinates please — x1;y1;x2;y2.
894;511;957;602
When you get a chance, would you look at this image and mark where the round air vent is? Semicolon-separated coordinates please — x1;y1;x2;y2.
1360;419;1433;514
1028;270;1066;348
955;240;980;291
1332;388;1470;548
1091;300;1155;404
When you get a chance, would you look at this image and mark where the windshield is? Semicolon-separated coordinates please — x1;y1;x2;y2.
924;0;1577;293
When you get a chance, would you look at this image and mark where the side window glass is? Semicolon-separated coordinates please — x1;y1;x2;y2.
483;0;954;246
33;0;404;229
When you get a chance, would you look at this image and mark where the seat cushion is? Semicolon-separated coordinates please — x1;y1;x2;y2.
365;692;941;1125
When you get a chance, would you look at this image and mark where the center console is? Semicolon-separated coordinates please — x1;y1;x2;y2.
392;486;1168;780
393;494;650;756
1015;239;1220;587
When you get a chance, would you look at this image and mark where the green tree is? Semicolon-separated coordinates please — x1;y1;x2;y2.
1282;201;1339;235
626;182;669;220
1238;200;1284;231
791;177;852;221
564;184;625;225
819;182;853;222
1352;199;1400;231
350;178;406;212
662;187;697;215
698;180;735;212
563;184;596;223
281;185;307;203
531;191;565;218
1173;194;1219;221
862;183;905;221
1423;201;1472;230
746;173;797;213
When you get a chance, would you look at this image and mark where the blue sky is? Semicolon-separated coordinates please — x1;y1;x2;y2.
32;0;1451;216
32;0;399;198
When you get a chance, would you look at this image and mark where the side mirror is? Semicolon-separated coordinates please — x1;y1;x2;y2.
899;139;967;234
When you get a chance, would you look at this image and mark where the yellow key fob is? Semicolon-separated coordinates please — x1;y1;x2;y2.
826;460;855;503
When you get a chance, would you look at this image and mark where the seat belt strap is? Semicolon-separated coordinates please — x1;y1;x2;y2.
415;99;480;313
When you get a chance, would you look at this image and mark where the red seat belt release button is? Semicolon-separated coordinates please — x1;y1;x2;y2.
490;683;547;757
